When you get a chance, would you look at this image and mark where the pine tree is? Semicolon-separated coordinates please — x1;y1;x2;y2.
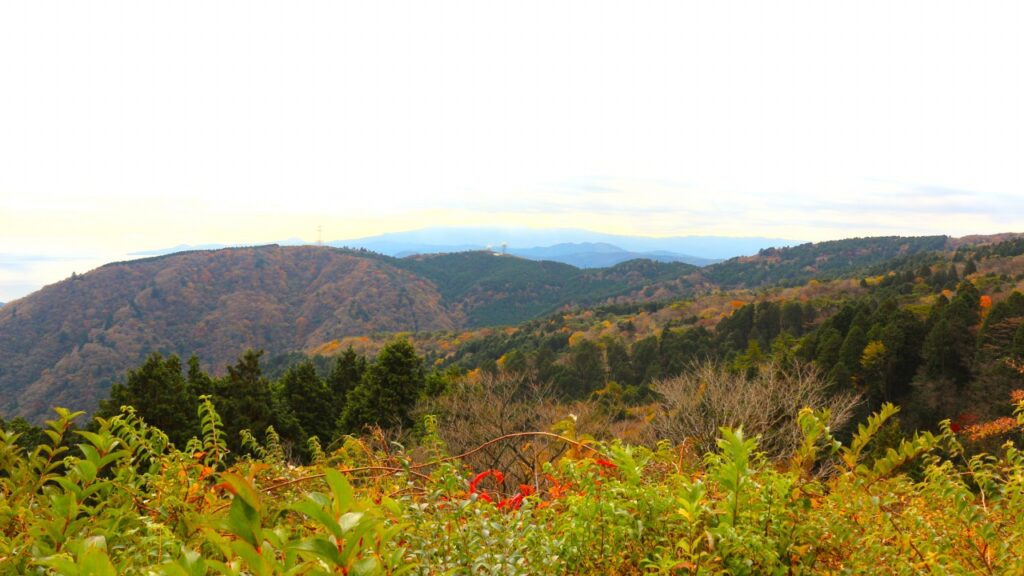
962;258;978;276
216;350;276;453
279;360;333;442
338;339;426;432
97;353;199;448
327;347;366;420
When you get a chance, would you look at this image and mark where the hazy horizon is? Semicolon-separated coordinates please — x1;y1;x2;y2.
3;1;1024;299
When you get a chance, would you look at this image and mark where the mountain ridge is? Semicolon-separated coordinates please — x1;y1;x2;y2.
1;232;1018;421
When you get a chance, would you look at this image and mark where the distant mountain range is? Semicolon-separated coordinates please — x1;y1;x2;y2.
329;226;798;264
128;227;799;268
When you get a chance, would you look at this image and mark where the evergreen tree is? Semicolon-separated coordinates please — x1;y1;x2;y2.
186;355;214;398
279;360;333;442
326;347;366;419
1013;322;1024;359
660;326;711;378
752;301;781;348
962;258;978;276
97;353;199;448
944;264;960;289
814;328;844;371
604;339;634;386
562;339;605;398
338;339;426;432
838;325;868;375
216;350;277;454
631;336;662;385
780;301;805;336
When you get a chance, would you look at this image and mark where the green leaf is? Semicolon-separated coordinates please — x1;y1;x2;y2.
324;469;354;515
289;499;343;539
339;511;364;533
292;537;343;566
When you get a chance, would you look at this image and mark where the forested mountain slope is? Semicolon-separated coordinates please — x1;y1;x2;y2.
703;235;949;288
0;246;697;419
2;233;1020;421
0;246;460;419
394;251;698;326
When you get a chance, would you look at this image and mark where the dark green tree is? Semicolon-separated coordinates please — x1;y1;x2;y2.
97;353;199;448
562;339;605;398
631;336;662;385
279;360;333;442
326;347;367;419
780;301;805;336
814;328;844;371
215;350;277;454
338;339;426;433
604;339;634;386
660;326;712;378
186;355;215;398
962;258;977;276
838;325;868;376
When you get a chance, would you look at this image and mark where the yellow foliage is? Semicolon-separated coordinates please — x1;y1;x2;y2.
568;331;588;347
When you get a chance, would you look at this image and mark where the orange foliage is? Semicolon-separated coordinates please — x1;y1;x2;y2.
964;417;1018;442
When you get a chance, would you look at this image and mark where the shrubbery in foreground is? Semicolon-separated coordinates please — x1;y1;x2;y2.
2;397;1024;574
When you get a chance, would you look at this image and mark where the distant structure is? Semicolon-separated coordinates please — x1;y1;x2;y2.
316;225;323;246
501;242;508;255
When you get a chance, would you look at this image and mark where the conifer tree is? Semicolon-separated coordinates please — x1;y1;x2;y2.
338;339;426;432
97;353;199;447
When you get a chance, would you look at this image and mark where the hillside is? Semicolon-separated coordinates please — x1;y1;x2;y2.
0;246;700;420
2;233;1019;421
703;235;949;288
393;251;698;326
0;246;462;420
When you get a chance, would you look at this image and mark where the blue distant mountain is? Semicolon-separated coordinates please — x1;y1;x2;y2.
128;227;801;268
331;227;800;264
505;242;719;268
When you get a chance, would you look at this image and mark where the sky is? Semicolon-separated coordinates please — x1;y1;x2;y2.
2;0;1024;301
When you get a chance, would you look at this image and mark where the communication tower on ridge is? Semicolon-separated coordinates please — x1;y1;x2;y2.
316;225;323;246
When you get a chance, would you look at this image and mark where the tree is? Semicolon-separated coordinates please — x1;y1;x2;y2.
97;353;198;448
562;339;605;398
279;360;333;442
814;327;844;371
660;326;712;378
186;355;214;398
338;339;426;433
780;301;805;336
326;347;367;420
215;350;277;454
963;258;978;276
631;336;662;385
604;339;633;387
838;325;868;376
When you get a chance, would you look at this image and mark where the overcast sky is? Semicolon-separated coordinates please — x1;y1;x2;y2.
2;1;1024;301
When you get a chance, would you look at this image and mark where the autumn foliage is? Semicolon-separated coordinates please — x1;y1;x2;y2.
4;392;1024;573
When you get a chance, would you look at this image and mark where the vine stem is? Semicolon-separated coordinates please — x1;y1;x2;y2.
256;430;603;496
